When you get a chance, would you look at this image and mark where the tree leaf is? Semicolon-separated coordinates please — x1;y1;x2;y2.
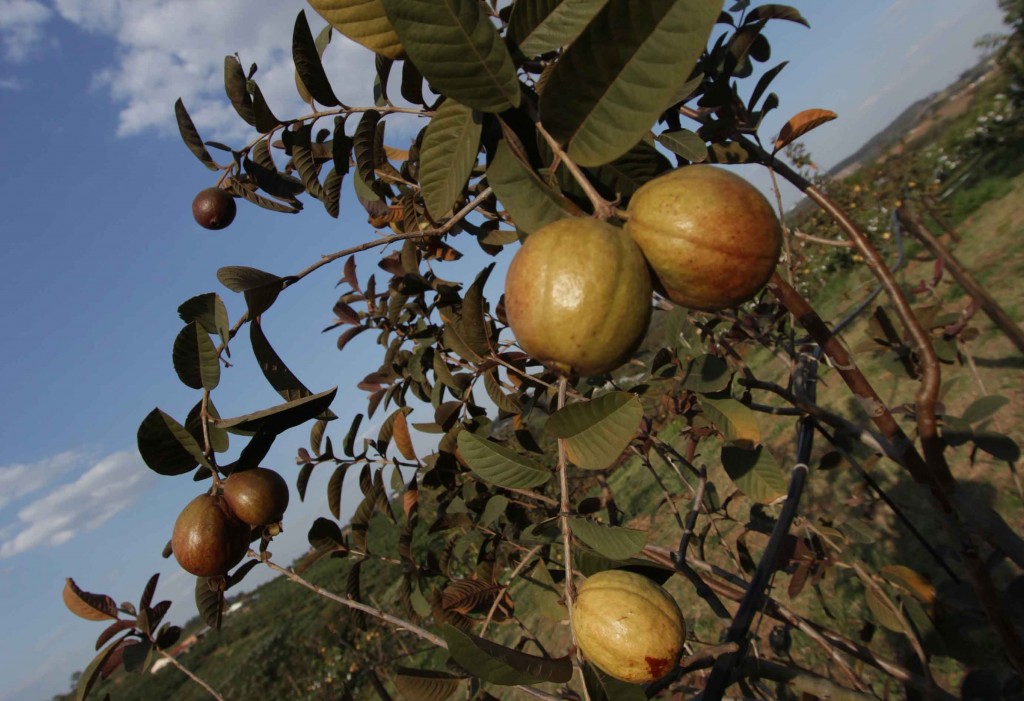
327;463;352;519
773;108;837;152
217;265;281;293
747;4;809;27
393;668;464;701
509;0;610;56
380;0;521;113
701;396;760;448
76;636;127;701
122;640;153;674
223;56;255;126
174;98;218;170
545;392;642;469
443;625;573;685
250;319;336;421
393;409;418;460
291;124;327;201
456;431;551;489
569;517;647;559
216;387;338;435
420;98;482;220
194;577;224;630
682;354;730;393
138;408;209;475
720;445;787;503
177;292;231;350
307;0;404;59
293;10;340;106
582;661;647;701
172;321;220;391
354;109;382;192
656;128;708;163
308;516;347;551
486;139;573;234
63;579;118;622
539;0;720;166
962;395;1010;424
484;369;521;414
251;83;284;133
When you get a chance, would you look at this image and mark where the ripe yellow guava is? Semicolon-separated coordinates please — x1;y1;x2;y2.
503;217;652;377
572;569;687;683
626;165;782;311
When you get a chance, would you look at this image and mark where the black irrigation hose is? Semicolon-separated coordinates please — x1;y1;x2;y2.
698;351;819;701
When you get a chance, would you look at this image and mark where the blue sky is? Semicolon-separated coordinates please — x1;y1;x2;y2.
0;1;1007;699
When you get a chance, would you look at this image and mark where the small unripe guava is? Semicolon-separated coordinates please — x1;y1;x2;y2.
222;467;290;527
192;187;237;230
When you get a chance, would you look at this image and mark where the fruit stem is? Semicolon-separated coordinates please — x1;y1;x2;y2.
534;121;616;221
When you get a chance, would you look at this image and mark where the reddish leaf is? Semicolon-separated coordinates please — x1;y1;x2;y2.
63;578;118;622
774;108;837;152
393;409;418;461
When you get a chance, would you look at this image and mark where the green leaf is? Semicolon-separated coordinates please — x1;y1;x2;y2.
539;0;720;166
657;128;708;163
545;392;642;469
509;0;610;56
122;640;153;673
443;625;573;685
701;396;760;448
185;398;229;454
76;636;127;701
865;582;904;633
569;517;647;559
177;292;231;350
174;98;218;170
484;369;521;413
720;445;787;503
251;82;284;133
291;124;327;201
747;4;809;27
328;463;352;519
216;387;338;435
224;56;255;126
195;577;225;630
582;661;646;701
380;0;521;113
307;0;404;59
486;139;573;234
250;319;337;420
354;109;382;193
682;354;730;393
456;431;551;489
393;668;464;701
420;98;482;220
293;10;340;106
138;408;209;475
217;265;281;293
962;395;1010;424
479;494;509;527
172;322;220;391
972;431;1021;462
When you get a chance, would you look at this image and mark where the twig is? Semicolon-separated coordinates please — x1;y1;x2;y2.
791;229;856;247
676;466;707;560
154;648;227;701
481;545;543;636
534;121;615;220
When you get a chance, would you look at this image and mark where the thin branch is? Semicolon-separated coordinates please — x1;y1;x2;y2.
791;229;856;248
481;545;543;636
534;121;615;219
154;648;226;701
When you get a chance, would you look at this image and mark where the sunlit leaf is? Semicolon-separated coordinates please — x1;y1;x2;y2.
380;0;520;113
569;518;647;559
962;395;1010;424
539;0;720;166
701;396;760;448
656;129;708;163
545;392;642;469
420;98;482;220
307;0;404;59
774;108;837;152
487;139;573;234
720;445;787;503
509;0;610;56
747;4;809;27
456;431;551;489
63;579;118;622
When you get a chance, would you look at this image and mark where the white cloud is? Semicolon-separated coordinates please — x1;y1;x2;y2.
0;450;155;559
0;0;53;62
0;450;80;510
44;0;376;138
0;75;24;89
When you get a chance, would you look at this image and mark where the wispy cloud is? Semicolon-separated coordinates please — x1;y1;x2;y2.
0;450;80;510
0;76;23;89
0;450;155;559
0;0;53;62
35;0;375;138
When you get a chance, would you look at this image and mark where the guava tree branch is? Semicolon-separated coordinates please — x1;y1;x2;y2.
260;557;565;701
153;647;226;701
896;200;1024;356
213;186;494;359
